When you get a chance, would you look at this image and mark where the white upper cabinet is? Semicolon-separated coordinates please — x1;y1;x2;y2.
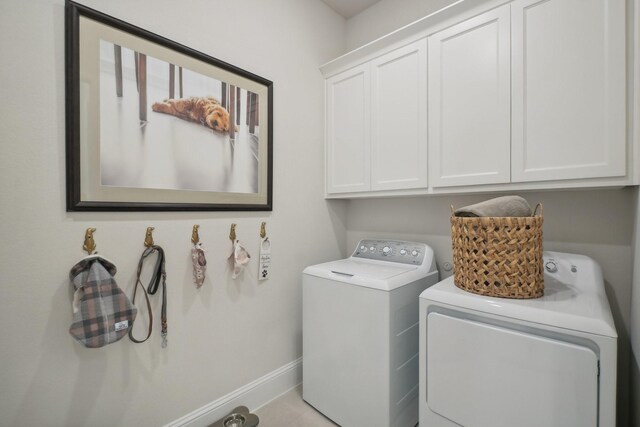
511;0;626;182
370;40;428;191
326;64;371;194
321;0;634;197
428;5;511;188
326;39;428;195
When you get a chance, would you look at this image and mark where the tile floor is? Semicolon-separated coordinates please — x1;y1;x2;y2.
254;385;338;427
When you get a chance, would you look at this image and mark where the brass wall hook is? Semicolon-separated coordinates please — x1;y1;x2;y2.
229;223;237;242
83;228;97;255
191;225;200;244
260;222;267;239
144;227;155;247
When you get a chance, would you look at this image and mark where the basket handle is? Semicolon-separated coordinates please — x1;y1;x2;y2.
450;205;455;215
532;203;543;217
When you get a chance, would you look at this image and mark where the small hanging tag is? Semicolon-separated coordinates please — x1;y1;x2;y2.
259;237;271;281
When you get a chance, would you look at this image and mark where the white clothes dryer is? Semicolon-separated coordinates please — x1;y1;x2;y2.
419;251;617;427
303;239;439;427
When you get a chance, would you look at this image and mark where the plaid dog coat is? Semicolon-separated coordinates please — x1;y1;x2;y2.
69;256;137;348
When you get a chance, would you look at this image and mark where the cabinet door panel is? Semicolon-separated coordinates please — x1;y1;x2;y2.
511;0;626;182
371;39;428;191
326;65;371;193
428;5;511;188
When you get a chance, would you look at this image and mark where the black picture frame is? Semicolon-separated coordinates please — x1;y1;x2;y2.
65;1;273;211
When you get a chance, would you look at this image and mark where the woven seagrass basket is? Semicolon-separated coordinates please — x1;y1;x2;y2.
450;203;544;299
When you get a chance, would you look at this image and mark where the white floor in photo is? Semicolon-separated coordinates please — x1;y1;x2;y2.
99;66;259;194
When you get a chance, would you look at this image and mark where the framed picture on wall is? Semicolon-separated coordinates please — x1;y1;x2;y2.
65;1;273;211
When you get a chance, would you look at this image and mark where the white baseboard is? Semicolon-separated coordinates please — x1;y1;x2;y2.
164;358;302;427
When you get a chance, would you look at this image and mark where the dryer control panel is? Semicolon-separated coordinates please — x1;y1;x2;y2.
352;239;427;266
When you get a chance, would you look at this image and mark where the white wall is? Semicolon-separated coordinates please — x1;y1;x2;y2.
632;187;640;427
630;0;640;423
345;0;459;50
0;1;347;426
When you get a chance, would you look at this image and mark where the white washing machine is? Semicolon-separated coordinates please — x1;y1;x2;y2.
419;251;617;427
303;239;439;427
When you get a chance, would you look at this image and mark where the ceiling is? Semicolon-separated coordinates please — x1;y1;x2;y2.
320;0;382;18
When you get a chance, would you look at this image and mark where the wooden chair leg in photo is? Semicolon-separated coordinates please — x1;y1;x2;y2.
236;87;241;126
138;53;147;123
254;93;259;127
221;82;228;109
249;92;257;135
169;64;175;99
246;92;251;126
229;84;236;140
179;67;183;98
134;52;139;92
114;44;123;97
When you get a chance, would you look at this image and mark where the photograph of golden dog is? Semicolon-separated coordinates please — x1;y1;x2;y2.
99;40;260;194
152;96;231;133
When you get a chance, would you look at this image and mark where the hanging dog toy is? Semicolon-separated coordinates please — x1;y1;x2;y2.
191;225;207;289
228;224;250;279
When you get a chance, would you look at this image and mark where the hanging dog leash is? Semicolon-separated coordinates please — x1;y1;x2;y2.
129;245;168;348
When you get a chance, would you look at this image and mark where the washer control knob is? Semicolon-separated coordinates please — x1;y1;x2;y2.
360;245;366;251
545;261;558;273
411;250;419;257
382;246;391;255
369;246;376;252
400;249;407;256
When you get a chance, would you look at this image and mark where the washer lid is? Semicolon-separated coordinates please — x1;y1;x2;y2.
323;258;415;279
420;252;617;337
303;258;428;291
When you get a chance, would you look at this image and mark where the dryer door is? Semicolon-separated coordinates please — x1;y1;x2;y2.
427;313;598;427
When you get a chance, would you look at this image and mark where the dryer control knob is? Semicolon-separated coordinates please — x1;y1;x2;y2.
382;246;391;254
411;250;419;257
545;261;558;273
400;249;407;256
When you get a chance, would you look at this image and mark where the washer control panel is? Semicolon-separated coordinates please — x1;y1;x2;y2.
544;260;558;273
352;239;426;266
544;255;578;275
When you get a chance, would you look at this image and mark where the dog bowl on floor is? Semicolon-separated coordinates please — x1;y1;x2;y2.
223;413;246;427
210;406;259;427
